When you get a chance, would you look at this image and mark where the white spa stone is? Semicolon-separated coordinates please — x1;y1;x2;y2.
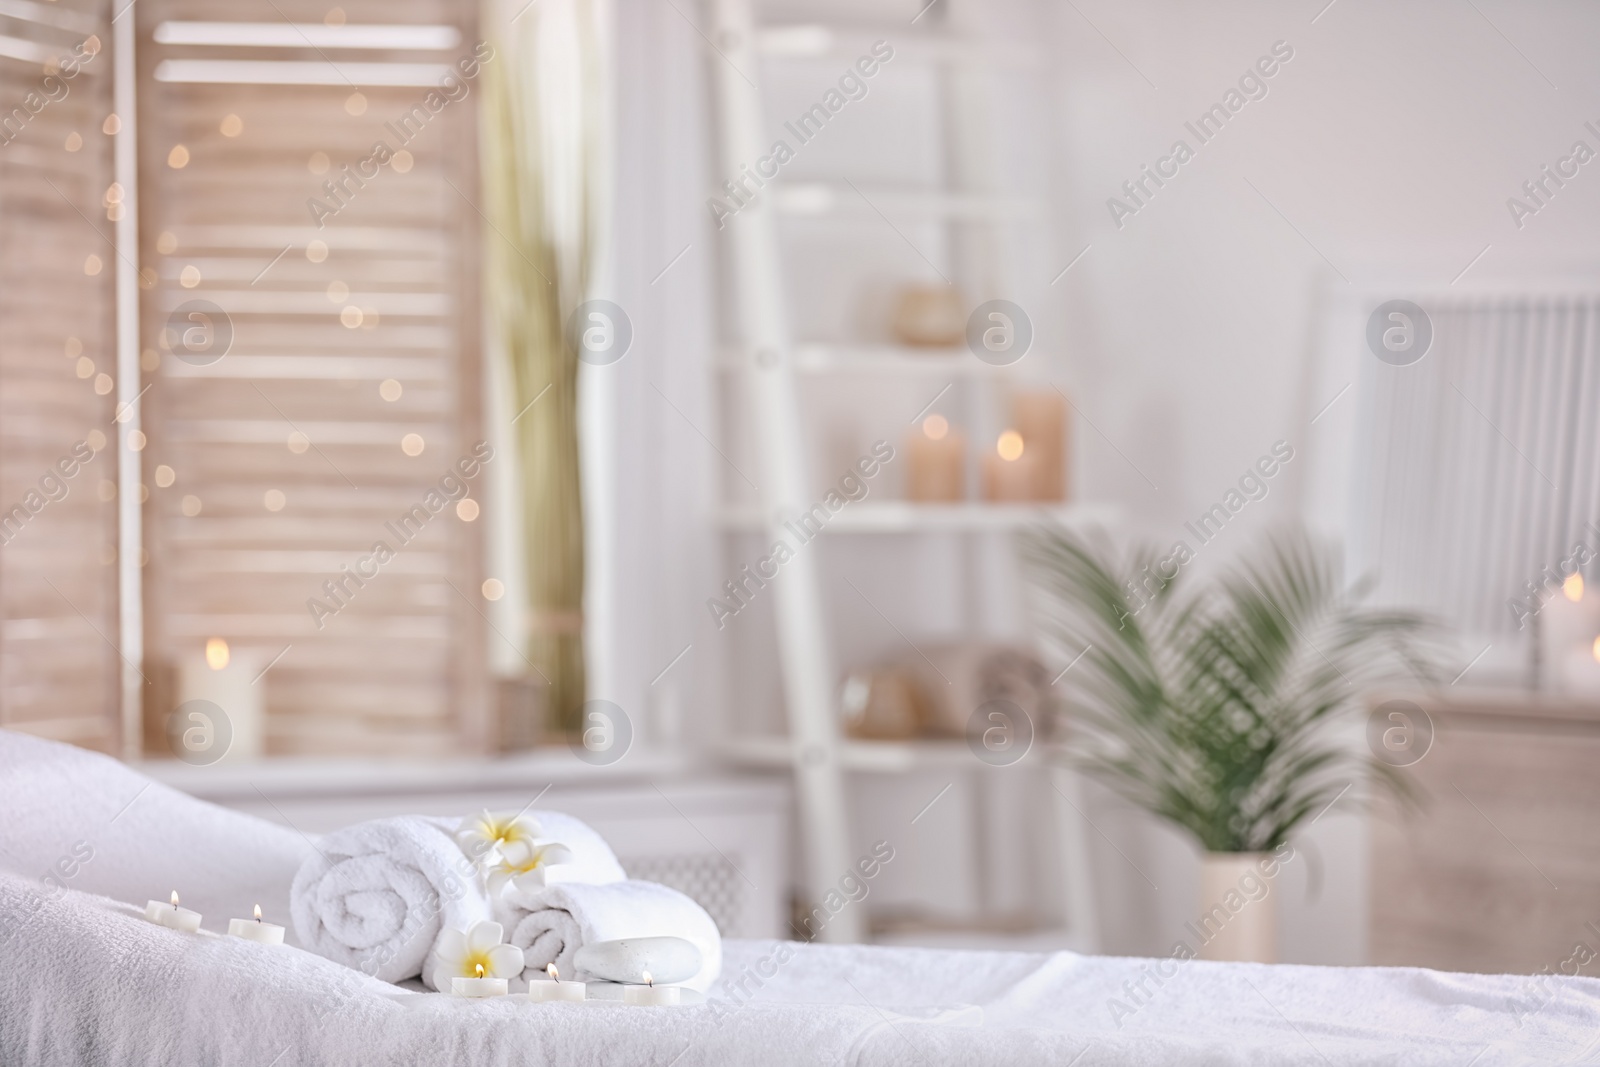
573;936;701;986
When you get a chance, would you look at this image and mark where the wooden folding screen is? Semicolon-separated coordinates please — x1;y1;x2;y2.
0;2;121;751
136;0;488;756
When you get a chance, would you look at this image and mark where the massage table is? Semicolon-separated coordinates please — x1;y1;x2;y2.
2;729;1595;1065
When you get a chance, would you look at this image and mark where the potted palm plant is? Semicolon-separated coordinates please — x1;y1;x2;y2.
1023;526;1435;962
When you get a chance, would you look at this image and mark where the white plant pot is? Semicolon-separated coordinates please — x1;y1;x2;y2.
1195;852;1277;963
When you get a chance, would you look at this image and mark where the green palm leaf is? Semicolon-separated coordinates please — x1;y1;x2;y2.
1023;525;1438;852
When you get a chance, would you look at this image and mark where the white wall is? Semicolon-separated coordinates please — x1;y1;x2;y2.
1051;0;1600;532
602;0;1600;960
599;0;727;753
1027;0;1600;961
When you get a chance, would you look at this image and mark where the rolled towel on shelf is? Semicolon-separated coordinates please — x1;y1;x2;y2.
292;809;627;987
498;879;723;993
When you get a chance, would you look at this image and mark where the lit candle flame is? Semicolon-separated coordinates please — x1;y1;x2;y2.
254;904;262;923
922;414;949;441
996;430;1024;462
205;637;230;670
170;891;179;909
1591;636;1600;664
547;964;559;983
1565;573;1585;602
643;970;654;988
475;963;484;980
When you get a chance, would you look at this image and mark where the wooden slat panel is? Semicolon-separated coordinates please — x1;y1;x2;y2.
137;0;487;758
0;1;121;751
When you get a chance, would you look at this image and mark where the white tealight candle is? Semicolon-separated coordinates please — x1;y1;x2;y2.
623;972;681;1006
525;964;586;1003
144;891;202;933
451;965;509;998
227;904;285;946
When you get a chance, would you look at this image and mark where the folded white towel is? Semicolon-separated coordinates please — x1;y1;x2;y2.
499;810;628;890
292;810;627;987
0;729;312;940
499;879;723;993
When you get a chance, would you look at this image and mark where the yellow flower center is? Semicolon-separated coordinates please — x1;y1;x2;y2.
461;949;494;978
507;851;548;875
486;819;530;847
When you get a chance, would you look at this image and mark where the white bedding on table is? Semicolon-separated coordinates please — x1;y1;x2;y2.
4;873;1598;1066
0;729;313;937
3;728;1598;1066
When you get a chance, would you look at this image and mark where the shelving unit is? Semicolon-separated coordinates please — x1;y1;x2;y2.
707;0;1097;950
717;500;1118;534
769;183;1043;220
751;22;1036;66
720;342;1013;376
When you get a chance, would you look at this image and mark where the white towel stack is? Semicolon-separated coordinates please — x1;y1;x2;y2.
0;727;723;995
498;879;723;993
288;809;721;992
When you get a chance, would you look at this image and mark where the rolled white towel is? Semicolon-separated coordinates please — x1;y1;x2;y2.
291;816;485;985
498;880;723;993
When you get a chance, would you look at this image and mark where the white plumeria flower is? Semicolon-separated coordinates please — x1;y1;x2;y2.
456;809;543;866
429;920;525;992
487;838;575;896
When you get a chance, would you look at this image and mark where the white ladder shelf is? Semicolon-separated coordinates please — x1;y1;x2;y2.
706;0;1097;951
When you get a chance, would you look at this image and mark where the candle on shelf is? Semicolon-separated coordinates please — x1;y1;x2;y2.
451;964;509;999
983;430;1038;503
227;904;285;946
1542;572;1600;692
1559;631;1600;697
174;637;264;762
1012;389;1069;501
144;891;202;933
623;971;681;1006
525;963;586;1003
905;414;965;502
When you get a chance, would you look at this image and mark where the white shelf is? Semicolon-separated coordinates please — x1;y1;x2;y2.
140;747;701;802
709;0;1097;949
719;343;1051;376
755;24;1035;67
722;736;1052;773
773;182;1043;221
719;500;1117;534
